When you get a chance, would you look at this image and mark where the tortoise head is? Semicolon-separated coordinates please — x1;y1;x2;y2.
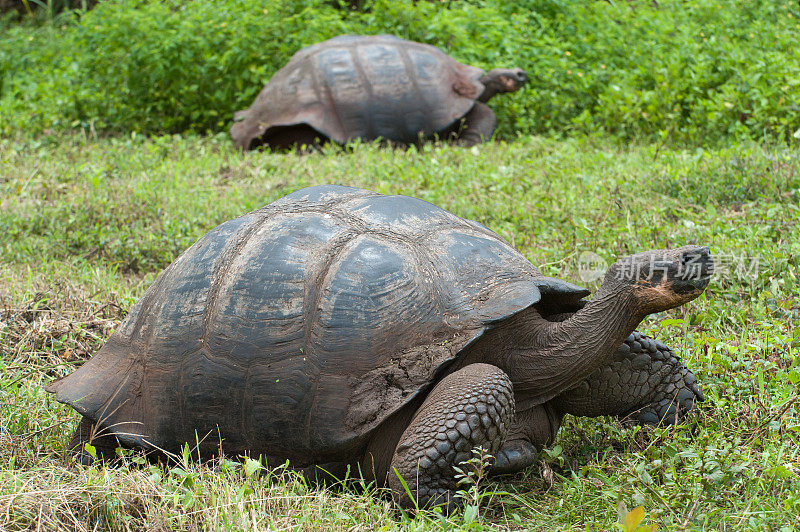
600;245;714;317
478;68;528;102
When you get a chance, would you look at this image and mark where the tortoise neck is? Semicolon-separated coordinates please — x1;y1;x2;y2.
504;290;645;410
477;74;501;102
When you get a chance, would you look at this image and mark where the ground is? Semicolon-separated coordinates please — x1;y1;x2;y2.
1;133;798;530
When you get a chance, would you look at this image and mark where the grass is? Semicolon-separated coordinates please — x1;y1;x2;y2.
1;132;799;530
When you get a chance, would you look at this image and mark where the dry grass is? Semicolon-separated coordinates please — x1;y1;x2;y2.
0;454;411;531
0;283;121;370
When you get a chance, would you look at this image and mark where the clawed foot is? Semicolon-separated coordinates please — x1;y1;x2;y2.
490;439;538;476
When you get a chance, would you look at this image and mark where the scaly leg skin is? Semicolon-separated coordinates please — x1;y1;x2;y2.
388;363;514;512
493;332;703;475
551;331;704;424
456;102;497;146
68;416;122;464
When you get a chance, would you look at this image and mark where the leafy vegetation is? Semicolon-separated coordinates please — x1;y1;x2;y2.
2;133;799;529
2;0;800;143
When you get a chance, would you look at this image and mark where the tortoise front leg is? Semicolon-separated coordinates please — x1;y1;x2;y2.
494;333;703;476
550;332;704;425
388;363;513;512
456;102;497;146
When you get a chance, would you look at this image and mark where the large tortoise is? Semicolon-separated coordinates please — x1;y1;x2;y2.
230;35;528;150
48;186;711;510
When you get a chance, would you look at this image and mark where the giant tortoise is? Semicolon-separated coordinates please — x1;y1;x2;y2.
48;185;711;510
230;35;527;150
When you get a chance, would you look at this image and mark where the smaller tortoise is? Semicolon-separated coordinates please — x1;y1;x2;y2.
48;186;712;512
230;35;527;150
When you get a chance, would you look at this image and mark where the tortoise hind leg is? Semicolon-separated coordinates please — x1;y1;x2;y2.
388;363;514;512
455;102;497;146
67;416;122;464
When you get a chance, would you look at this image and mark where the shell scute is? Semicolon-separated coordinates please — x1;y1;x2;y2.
348;194;461;233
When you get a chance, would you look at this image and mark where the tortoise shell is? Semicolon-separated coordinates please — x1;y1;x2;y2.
230;35;486;150
48;185;588;463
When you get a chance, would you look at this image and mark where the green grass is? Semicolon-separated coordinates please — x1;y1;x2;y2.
3;0;800;144
1;133;799;530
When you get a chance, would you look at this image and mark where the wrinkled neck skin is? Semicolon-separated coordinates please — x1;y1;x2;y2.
477;74;503;103
478;283;647;413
